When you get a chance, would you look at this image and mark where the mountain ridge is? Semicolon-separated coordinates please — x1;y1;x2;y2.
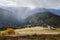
25;11;60;27
0;8;60;30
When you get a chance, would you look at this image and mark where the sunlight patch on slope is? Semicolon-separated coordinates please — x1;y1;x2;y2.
15;27;60;35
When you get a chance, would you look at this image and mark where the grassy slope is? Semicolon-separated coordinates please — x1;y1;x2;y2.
15;26;60;36
0;26;60;40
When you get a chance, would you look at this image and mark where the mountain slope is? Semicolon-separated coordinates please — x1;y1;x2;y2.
25;11;60;27
0;7;60;30
0;8;22;30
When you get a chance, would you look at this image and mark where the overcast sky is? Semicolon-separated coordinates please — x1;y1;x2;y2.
0;0;60;20
0;0;60;9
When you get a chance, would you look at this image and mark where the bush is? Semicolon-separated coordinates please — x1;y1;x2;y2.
1;28;15;35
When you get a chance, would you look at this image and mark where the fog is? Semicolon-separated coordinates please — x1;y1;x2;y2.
0;0;60;21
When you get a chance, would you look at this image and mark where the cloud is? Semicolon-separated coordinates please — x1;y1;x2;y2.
15;0;60;9
0;0;60;9
0;0;60;20
0;0;17;7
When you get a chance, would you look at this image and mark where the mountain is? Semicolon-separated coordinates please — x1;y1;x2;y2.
0;7;60;30
47;9;60;16
25;11;60;27
0;8;22;30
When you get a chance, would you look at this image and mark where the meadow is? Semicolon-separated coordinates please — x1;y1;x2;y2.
0;26;60;40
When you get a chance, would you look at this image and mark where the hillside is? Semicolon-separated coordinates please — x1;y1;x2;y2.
0;27;60;40
25;12;60;27
15;27;60;35
0;8;20;30
1;26;60;36
0;8;60;30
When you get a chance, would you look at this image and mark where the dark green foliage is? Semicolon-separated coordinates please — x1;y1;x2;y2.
25;12;60;27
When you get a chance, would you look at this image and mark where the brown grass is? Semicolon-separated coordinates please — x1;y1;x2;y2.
0;26;60;40
15;26;60;35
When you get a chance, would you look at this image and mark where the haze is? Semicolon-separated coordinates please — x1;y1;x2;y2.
0;0;60;20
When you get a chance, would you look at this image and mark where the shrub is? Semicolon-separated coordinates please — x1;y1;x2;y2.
1;28;15;35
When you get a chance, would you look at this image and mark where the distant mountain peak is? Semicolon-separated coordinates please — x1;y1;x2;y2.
25;11;60;27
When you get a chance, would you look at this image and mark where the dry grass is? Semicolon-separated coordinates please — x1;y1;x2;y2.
0;26;60;40
0;26;60;36
14;26;60;36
